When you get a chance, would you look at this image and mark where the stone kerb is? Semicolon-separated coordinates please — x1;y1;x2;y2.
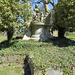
0;55;25;64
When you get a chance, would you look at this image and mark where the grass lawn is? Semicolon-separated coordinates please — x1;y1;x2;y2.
0;33;75;74
0;35;7;43
0;33;24;43
0;66;24;75
66;34;75;40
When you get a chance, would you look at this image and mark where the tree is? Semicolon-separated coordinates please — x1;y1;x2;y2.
0;0;32;42
32;0;75;38
54;0;75;38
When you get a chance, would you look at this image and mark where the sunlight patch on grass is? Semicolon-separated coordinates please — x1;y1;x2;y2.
0;66;23;75
0;35;7;43
66;34;75;41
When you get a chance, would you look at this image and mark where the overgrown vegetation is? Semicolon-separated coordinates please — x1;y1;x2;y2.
0;34;75;74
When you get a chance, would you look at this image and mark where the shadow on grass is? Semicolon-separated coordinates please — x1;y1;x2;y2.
50;37;75;47
12;36;23;40
23;56;31;75
0;40;18;50
0;36;23;50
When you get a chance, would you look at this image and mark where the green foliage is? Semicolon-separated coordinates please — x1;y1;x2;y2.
0;0;32;41
0;0;32;30
54;0;75;31
0;66;23;75
52;0;75;38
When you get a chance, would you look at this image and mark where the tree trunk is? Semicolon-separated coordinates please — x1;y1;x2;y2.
58;27;65;38
7;28;14;42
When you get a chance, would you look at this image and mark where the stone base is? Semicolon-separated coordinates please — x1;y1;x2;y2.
22;35;30;40
31;35;48;41
22;28;31;40
30;22;53;41
30;38;40;41
22;22;53;41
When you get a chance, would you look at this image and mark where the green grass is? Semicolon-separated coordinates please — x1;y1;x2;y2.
66;34;75;40
0;33;24;42
0;66;23;75
0;35;7;43
0;34;75;74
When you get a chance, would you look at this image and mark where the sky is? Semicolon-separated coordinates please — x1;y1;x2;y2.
31;0;58;10
19;0;58;10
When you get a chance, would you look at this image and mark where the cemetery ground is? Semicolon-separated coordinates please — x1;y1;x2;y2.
0;33;75;75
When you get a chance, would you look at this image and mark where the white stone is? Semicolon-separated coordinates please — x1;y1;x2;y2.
53;30;58;37
22;35;30;40
22;28;31;40
45;67;63;75
31;25;48;41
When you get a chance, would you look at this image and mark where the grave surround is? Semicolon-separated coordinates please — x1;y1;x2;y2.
0;55;75;75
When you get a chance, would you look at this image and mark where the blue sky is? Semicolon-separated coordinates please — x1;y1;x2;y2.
32;0;58;10
19;0;58;10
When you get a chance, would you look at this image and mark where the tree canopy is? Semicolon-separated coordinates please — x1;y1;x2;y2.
0;0;32;41
54;0;75;37
0;0;32;31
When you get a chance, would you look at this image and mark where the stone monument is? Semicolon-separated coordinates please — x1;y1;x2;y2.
23;2;53;41
33;4;40;22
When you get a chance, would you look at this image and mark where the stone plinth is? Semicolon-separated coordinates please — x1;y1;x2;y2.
30;22;53;41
